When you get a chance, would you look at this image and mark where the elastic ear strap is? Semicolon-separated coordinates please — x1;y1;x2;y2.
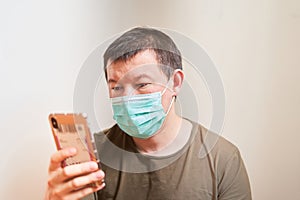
166;96;175;115
162;68;183;95
161;86;169;95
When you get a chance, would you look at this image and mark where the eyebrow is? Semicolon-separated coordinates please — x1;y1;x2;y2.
134;74;154;81
108;73;154;84
108;79;117;83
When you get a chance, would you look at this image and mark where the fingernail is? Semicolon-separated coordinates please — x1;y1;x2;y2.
95;170;104;179
89;162;98;170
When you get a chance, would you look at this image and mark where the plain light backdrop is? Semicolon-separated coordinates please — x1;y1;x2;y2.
0;0;299;199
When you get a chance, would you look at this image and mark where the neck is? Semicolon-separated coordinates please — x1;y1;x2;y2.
132;107;182;154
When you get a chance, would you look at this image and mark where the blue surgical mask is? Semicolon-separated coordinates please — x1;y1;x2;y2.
111;88;174;139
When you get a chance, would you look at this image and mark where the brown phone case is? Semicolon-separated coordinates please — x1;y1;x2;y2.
48;113;101;186
49;114;97;167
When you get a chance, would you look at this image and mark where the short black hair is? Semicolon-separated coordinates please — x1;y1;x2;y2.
103;27;182;80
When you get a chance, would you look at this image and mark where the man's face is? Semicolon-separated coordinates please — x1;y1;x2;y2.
106;50;174;112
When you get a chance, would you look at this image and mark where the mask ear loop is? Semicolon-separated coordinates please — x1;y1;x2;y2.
161;80;176;115
165;96;175;115
161;68;183;115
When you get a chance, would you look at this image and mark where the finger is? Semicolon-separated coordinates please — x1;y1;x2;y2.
63;183;106;200
49;148;77;172
51;161;99;184
50;173;105;200
62;170;105;193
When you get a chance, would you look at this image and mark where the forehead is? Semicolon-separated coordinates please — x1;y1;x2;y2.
106;50;167;83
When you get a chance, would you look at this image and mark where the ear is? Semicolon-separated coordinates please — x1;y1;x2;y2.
172;69;184;96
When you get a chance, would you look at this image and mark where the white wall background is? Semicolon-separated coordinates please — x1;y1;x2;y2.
0;0;299;199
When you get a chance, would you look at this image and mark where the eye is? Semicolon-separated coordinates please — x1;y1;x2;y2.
136;83;150;89
111;85;123;91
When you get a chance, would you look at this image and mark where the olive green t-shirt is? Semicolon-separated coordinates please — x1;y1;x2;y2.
94;120;251;200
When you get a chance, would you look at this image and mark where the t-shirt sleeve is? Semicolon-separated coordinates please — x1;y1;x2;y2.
218;149;252;200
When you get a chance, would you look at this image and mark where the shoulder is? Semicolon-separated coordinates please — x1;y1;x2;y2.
184;119;239;159
195;122;240;161
190;121;244;175
194;123;251;198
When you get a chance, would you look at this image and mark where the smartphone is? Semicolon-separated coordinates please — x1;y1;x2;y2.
48;113;101;186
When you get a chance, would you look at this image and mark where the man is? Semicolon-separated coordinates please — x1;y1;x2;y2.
45;27;252;200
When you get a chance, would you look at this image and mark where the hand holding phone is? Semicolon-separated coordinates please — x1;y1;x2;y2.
45;113;105;200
